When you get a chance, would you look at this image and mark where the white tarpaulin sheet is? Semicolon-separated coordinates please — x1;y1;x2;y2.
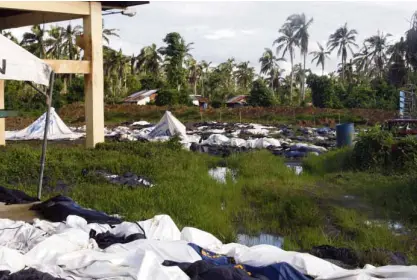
0;33;52;86
148;111;187;139
6;108;83;140
0;214;416;279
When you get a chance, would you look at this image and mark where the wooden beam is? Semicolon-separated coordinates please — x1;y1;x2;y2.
83;2;104;148
0;80;4;146
43;60;91;74
0;11;81;30
0;1;90;15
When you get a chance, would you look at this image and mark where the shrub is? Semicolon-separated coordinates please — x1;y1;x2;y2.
211;100;223;108
303;147;353;174
155;89;178;106
352;128;394;171
248;79;274;107
391;136;417;170
307;74;340;108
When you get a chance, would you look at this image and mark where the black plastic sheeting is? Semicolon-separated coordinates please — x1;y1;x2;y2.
93;170;154;188
0;186;39;205
0;268;62;280
89;228;145;249
163;260;312;280
30;195;122;225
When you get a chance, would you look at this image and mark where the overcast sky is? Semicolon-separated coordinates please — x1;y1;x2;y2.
9;1;417;75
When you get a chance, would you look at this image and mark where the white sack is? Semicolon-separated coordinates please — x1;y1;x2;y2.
139;214;181;241
234;244;345;278
202;134;230;146
246;138;281;149
229;138;247;147
6;108;83;140
25;228;91;266
0;219;47;253
317;265;417;280
0;246;26;273
131;121;151;126
106;239;202;263
0;33;52;86
181;227;223;251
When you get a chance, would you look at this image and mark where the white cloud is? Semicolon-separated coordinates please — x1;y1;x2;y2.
204;29;236;40
240;29;257;35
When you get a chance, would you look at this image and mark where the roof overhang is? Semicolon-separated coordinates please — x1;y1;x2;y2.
0;1;149;30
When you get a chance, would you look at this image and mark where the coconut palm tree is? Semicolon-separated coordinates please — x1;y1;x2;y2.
363;31;392;78
21;24;48;58
61;24;82;60
45;26;64;59
1;31;18;44
293;63;311;91
200;60;212;97
234;61;255;93
337;59;356;85
259;48;286;88
406;11;417;71
327;23;358;81
310;42;331;75
265;66;285;92
274;25;297;98
104;47;130;93
186;58;203;95
136;43;162;75
102;21;119;45
284;13;313;101
353;44;372;80
217;58;236;94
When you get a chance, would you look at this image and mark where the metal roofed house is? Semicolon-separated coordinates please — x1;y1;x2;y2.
124;89;158;105
226;95;248;108
0;1;149;148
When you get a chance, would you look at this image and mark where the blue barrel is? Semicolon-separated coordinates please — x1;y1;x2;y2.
336;123;354;147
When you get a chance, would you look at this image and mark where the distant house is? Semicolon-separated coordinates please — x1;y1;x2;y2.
189;95;209;109
226;95;248;108
124;89;158;105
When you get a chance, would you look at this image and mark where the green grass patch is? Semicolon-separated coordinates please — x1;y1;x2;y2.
0;142;416;264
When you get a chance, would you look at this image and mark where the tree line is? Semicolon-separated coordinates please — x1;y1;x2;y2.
2;10;417;111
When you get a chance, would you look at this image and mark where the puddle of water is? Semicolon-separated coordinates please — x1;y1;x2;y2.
237;233;284;248
208;167;235;184
365;220;407;235
286;163;303;175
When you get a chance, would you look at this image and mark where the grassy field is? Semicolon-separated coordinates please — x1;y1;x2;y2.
1;140;416;265
7;103;396;130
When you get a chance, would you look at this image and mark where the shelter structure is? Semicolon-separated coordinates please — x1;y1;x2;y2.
123;89;158;105
0;1;148;147
226;95;248;108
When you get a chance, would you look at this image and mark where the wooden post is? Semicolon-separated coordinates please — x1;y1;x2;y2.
83;2;104;148
0;80;4;146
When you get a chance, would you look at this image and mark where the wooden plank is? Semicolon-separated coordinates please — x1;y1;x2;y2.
0;1;90;15
0;202;42;222
43;60;91;74
83;2;104;148
0;11;81;30
0;80;3;146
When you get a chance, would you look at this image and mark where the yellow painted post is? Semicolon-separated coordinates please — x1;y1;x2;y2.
83;2;104;148
0;80;4;146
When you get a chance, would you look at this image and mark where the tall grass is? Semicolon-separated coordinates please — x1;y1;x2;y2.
0;142;416;263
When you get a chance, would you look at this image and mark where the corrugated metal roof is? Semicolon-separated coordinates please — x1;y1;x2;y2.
226;95;248;104
124;89;158;102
